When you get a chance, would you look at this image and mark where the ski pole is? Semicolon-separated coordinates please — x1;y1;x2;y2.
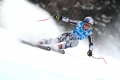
37;15;53;22
91;56;107;64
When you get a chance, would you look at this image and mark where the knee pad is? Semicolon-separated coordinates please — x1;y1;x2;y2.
62;40;78;49
70;40;78;47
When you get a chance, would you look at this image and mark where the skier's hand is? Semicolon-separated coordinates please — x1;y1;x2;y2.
53;14;62;20
87;50;92;57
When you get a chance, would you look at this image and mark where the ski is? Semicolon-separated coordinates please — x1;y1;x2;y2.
37;45;51;51
50;48;65;54
21;40;51;51
21;40;65;54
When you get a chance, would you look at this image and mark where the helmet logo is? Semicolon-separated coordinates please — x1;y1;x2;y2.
84;18;90;23
84;17;93;25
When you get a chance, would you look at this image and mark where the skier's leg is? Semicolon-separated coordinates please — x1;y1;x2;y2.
38;37;61;45
57;33;78;49
39;38;58;44
59;40;79;49
57;32;74;43
39;32;72;45
38;38;51;44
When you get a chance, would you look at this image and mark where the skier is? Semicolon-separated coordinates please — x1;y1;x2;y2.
39;14;94;57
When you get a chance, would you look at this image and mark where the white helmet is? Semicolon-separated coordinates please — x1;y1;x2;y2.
84;17;94;25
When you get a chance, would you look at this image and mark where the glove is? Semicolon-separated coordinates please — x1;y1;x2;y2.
87;50;92;57
53;14;62;20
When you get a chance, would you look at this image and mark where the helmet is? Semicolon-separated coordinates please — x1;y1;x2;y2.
84;17;94;25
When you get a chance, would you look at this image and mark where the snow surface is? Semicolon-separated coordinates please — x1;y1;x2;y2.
0;0;120;80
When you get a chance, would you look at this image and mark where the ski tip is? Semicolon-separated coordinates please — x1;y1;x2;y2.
47;47;51;51
62;50;65;54
60;50;65;54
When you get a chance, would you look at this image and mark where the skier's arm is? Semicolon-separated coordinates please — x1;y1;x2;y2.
88;32;93;51
53;14;79;25
87;32;93;57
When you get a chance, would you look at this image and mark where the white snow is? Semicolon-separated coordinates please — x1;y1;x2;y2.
0;0;120;80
